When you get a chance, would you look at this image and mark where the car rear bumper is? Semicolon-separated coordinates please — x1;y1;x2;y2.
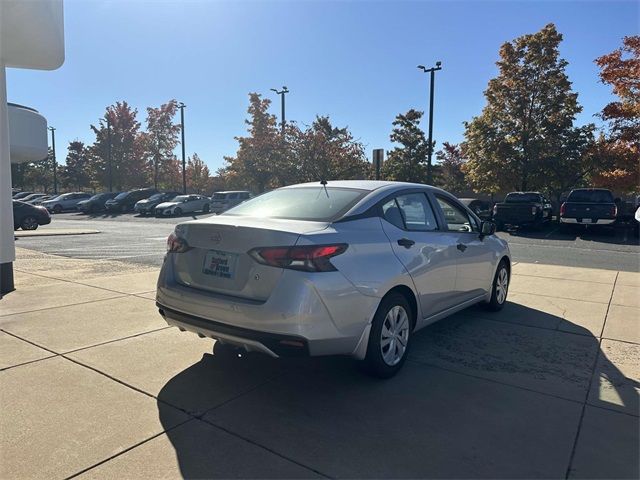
156;257;379;357
157;304;310;357
560;218;615;225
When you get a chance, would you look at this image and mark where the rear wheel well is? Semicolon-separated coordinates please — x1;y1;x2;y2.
383;285;418;331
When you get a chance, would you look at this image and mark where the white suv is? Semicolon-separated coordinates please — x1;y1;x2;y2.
210;191;252;214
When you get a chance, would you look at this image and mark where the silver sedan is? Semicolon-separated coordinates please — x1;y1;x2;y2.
156;181;511;377
154;195;211;216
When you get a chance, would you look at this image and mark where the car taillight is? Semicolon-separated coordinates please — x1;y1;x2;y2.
249;244;348;272
560;202;566;216
493;204;498;215
531;206;537;215
611;205;617;217
167;232;191;253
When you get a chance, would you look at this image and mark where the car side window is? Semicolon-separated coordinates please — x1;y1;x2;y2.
382;193;438;231
382;199;405;229
228;193;238;200
436;196;477;233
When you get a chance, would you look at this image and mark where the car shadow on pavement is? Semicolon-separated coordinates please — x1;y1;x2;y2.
157;305;639;479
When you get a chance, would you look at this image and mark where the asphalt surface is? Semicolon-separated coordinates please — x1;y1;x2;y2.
14;211;640;272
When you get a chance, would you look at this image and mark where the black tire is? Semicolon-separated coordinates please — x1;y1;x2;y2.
484;260;510;311
174;207;183;216
20;216;39;230
53;204;62;214
203;204;210;213
362;292;413;379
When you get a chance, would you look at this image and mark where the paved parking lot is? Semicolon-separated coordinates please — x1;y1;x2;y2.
1;247;638;479
15;211;640;271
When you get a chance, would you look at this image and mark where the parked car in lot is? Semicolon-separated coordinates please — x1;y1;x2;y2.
19;193;49;204
156;180;511;378
41;192;92;213
459;198;493;220
105;188;157;213
77;192;121;214
12;191;34;200
492;192;553;230
29;195;54;206
155;194;211;216
210;191;252;214
12;200;51;230
560;188;617;229
135;191;182;216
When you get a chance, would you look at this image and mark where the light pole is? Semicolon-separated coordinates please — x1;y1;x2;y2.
106;115;112;192
48;126;57;194
270;86;289;134
417;61;442;185
178;102;187;193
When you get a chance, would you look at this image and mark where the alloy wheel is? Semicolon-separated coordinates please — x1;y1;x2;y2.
21;216;38;230
495;267;509;304
380;305;410;366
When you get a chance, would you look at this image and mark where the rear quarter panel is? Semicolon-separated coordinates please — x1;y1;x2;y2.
296;217;422;319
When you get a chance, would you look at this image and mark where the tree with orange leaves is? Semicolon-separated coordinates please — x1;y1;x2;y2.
592;36;639;192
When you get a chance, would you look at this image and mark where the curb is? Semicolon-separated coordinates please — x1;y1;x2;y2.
15;229;101;238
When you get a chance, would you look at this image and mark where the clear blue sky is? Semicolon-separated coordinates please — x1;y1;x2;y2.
7;0;638;172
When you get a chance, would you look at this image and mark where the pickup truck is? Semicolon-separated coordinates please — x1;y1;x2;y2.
560;188;617;228
492;192;553;230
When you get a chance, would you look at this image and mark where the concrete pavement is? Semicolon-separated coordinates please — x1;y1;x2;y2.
1;247;638;479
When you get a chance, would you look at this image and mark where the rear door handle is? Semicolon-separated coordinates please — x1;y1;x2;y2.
457;243;467;252
397;238;415;248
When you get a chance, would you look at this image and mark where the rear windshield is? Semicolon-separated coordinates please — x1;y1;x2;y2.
567;190;614;203
114;192;129;200
212;193;227;200
505;193;540;203
148;193;165;201
224;187;367;221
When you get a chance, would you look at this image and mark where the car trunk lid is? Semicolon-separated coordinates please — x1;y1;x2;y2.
171;216;328;301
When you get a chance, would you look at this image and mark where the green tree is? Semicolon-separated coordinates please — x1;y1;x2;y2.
434;142;467;193
381;109;428;183
543;125;597;202
89;102;148;190
16;148;55;192
463;24;584;193
221;93;283;193
61;140;90;191
186;153;212;194
142;100;182;190
291;116;370;182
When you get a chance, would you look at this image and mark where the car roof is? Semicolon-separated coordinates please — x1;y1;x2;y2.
214;190;251;194
281;180;440;192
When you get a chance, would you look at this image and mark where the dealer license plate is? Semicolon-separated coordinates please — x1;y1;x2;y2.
202;250;237;279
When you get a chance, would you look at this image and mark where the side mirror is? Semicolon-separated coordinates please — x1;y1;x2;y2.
481;221;496;236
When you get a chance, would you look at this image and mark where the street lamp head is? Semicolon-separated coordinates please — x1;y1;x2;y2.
270;88;278;93
436;61;442;68
417;65;426;71
282;86;289;92
177;102;186;108
48;126;55;131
